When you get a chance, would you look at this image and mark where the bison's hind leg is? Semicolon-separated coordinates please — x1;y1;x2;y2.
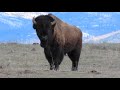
68;49;81;71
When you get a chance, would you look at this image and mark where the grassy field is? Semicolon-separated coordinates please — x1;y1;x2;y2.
0;43;120;78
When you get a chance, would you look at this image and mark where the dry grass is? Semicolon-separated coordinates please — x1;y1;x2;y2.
0;43;120;78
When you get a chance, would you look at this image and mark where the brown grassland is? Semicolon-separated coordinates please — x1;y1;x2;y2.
0;43;120;78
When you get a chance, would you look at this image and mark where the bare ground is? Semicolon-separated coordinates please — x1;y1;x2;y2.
0;43;120;78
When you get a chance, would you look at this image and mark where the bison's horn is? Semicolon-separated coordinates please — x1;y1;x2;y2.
51;20;56;25
32;17;37;24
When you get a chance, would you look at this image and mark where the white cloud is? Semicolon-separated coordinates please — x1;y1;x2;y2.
87;12;98;16
0;12;49;28
0;17;22;27
87;12;113;23
92;25;99;27
0;12;49;19
27;35;31;37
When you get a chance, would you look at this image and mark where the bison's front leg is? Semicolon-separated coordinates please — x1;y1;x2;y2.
44;48;54;70
52;47;64;71
54;60;59;71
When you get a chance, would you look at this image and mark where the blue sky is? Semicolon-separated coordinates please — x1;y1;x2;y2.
0;12;120;43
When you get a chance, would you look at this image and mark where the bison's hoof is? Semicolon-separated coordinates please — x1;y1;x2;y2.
71;67;78;71
54;68;58;71
50;67;54;70
54;67;59;71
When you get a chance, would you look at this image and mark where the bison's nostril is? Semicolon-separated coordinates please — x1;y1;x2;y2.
41;39;47;43
41;36;48;40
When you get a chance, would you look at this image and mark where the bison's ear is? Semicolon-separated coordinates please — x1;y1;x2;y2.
47;15;56;26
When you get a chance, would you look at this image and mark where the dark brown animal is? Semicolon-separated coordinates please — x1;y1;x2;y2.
32;13;82;71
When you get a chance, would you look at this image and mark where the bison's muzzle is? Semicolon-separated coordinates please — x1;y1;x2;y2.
40;36;48;48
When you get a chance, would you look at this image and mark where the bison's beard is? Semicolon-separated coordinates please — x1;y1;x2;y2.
40;33;54;48
40;43;45;48
40;41;48;48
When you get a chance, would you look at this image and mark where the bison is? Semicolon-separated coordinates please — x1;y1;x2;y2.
32;13;82;71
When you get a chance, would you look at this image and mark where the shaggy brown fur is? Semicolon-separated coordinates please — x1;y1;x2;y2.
32;14;82;71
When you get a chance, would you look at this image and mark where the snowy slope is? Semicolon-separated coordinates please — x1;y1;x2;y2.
84;30;120;43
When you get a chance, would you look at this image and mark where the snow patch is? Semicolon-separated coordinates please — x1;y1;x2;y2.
92;30;120;41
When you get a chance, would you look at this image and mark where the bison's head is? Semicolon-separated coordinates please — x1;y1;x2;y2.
32;14;56;48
